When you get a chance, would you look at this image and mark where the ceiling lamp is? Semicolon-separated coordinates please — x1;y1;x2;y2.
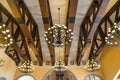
53;59;67;72
0;23;13;47
0;59;5;67
84;59;101;72
18;60;35;73
105;23;120;46
44;8;73;47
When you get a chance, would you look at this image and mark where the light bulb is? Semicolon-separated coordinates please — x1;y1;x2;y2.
10;42;13;44
112;30;115;33
8;35;11;37
71;33;73;35
5;37;7;39
2;24;5;27
6;30;9;32
69;29;71;31
118;27;120;30
2;31;6;34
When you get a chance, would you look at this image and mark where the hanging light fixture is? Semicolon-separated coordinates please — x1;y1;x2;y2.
84;59;101;72
105;23;120;46
18;60;35;73
0;23;13;47
45;8;69;72
53;59;67;72
44;8;73;47
0;59;5;67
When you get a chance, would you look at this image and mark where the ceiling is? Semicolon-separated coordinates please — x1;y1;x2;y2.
0;0;119;66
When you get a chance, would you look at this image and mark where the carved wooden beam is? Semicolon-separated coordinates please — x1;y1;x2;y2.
0;3;30;65
77;0;102;65
65;0;78;65
38;0;54;65
90;0;120;60
77;0;110;65
0;7;2;22
6;0;42;65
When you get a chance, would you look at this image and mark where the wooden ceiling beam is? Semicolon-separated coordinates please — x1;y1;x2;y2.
65;0;78;65
6;0;35;45
6;0;42;65
0;3;29;64
10;42;28;60
92;0;120;60
77;0;110;65
0;7;2;22
38;0;54;65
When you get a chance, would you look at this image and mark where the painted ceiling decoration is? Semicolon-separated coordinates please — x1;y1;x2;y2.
0;0;120;66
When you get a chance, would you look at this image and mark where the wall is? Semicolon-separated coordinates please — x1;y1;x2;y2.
14;66;104;80
100;46;120;80
0;48;17;80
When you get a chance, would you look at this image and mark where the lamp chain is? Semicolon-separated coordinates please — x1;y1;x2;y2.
58;8;60;24
59;47;60;60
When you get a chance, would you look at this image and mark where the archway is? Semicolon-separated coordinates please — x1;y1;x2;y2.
16;74;35;80
84;74;103;80
42;69;77;80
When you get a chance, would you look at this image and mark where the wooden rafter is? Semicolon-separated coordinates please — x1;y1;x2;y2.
90;0;120;59
77;0;103;65
77;0;111;65
38;0;54;65
0;3;31;65
65;0;78;65
6;0;43;65
0;7;2;22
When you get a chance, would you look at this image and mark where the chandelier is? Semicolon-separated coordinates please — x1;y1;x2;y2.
105;23;120;46
44;8;73;47
84;59;101;72
0;23;13;47
18;60;35;73
53;59;67;72
0;59;5;67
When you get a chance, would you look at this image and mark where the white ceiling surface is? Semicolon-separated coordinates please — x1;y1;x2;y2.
49;0;68;24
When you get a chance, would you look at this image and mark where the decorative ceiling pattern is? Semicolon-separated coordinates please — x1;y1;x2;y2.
0;0;120;66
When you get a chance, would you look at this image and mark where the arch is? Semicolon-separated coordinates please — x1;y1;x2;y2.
84;74;103;80
16;74;36;80
42;69;77;80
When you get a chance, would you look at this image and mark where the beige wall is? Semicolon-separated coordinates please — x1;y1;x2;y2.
100;46;120;80
0;48;17;80
14;66;104;80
